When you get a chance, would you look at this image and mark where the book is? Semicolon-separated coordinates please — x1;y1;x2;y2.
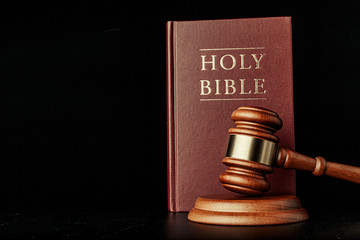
167;17;295;212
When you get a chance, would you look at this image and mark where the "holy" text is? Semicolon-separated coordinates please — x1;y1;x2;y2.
201;54;265;71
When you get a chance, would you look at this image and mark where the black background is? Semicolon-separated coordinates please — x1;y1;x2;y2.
1;0;360;222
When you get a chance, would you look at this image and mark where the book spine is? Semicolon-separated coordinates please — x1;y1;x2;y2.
166;21;176;212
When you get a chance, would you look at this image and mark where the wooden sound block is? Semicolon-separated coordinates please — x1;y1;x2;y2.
188;194;309;226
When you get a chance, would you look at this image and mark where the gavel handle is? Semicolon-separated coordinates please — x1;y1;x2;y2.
276;148;360;184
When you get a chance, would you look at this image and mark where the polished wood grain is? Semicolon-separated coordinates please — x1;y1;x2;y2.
229;106;282;142
188;106;360;226
220;106;360;196
188;194;309;225
219;157;273;196
277;148;360;184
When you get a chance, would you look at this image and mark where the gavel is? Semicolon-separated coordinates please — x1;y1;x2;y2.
219;106;360;196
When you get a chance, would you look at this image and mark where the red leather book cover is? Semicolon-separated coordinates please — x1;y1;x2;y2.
167;17;295;212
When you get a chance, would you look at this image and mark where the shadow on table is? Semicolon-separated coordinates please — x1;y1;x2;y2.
164;212;309;240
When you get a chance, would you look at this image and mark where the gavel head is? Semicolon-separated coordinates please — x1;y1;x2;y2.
219;106;283;196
